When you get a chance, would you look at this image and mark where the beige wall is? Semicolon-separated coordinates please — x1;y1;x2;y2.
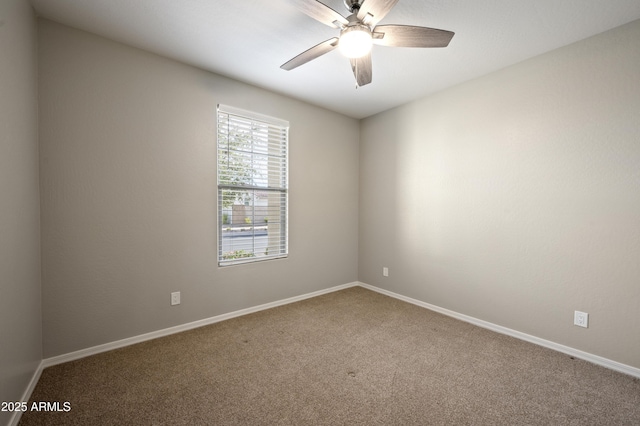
359;19;640;368
38;20;360;358
0;0;42;422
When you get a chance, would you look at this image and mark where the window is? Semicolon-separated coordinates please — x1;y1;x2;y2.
217;104;288;266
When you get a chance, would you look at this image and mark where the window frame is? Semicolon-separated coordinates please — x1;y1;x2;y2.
216;104;289;267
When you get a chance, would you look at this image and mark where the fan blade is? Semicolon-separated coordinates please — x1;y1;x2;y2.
372;25;454;47
357;0;399;26
349;52;372;87
281;37;340;71
293;0;348;28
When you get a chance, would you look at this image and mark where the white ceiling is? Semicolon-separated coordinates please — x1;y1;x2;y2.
30;0;640;119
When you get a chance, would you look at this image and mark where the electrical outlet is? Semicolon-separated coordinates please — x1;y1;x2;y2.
383;267;389;277
574;311;588;328
171;292;181;306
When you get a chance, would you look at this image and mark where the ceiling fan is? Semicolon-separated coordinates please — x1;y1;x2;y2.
281;0;455;87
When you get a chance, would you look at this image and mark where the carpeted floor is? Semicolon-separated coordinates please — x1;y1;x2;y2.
19;287;640;425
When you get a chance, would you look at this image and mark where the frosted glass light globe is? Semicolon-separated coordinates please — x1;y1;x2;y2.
339;25;373;58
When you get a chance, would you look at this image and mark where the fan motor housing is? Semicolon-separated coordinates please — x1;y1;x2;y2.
341;22;372;37
343;0;362;13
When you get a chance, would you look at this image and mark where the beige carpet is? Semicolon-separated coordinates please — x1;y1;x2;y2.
20;287;640;425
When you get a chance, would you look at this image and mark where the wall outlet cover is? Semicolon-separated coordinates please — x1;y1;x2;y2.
574;311;588;328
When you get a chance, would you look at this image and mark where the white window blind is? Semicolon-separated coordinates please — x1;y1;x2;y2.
217;104;288;266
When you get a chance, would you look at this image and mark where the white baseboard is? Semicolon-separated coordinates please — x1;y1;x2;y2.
358;281;640;379
22;278;636;418
42;281;359;368
15;283;358;424
8;360;44;426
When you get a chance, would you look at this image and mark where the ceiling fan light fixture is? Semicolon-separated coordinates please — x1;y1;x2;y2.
339;24;372;58
281;0;455;87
